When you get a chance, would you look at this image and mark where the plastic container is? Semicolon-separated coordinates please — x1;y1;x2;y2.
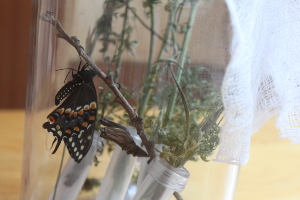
133;157;189;200
95;126;141;200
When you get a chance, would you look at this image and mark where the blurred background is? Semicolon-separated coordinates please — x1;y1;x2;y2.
1;1;300;200
0;1;31;109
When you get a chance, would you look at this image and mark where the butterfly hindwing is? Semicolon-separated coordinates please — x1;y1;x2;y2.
43;65;97;163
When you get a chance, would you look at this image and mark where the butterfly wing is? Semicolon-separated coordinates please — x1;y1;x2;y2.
43;76;97;163
55;80;77;106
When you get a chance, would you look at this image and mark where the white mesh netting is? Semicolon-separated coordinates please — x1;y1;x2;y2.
215;0;300;165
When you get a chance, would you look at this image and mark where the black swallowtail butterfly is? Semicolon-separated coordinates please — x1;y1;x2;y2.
43;62;97;163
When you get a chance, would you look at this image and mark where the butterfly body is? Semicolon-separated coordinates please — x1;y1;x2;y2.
43;64;98;163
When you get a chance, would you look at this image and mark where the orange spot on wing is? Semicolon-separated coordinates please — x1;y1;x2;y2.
73;112;78;118
69;111;74;118
48;116;55;123
82;122;88;127
65;109;71;114
74;126;80;132
89;116;95;121
65;129;72;134
84;105;89;111
78;109;84;116
56;108;64;114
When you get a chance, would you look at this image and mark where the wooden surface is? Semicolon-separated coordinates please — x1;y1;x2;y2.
1;109;300;200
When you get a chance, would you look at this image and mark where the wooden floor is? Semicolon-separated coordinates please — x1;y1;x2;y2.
1;110;300;200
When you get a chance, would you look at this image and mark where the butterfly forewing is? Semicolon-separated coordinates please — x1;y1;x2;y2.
43;66;97;163
55;80;79;106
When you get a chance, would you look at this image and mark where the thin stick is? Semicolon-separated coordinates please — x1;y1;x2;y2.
174;192;184;200
41;11;156;161
52;145;66;200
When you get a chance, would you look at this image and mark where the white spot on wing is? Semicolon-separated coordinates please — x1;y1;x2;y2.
57;131;62;137
84;105;90;110
78;130;84;138
76;106;82;110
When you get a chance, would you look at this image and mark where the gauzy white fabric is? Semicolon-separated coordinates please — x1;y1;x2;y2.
214;0;300;165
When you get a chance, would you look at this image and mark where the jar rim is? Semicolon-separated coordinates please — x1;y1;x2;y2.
147;157;190;192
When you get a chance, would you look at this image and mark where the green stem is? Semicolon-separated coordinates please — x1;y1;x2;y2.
137;4;156;117
147;4;155;77
137;2;177;117
162;3;198;127
157;1;177;59
115;4;129;82
96;3;129;122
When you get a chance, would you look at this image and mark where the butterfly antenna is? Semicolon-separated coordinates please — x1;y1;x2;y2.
64;69;73;83
55;68;78;72
55;68;78;83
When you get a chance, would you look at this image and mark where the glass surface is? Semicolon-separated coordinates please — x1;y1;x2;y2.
22;0;237;200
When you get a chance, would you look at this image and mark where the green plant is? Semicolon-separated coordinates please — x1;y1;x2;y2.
90;0;223;167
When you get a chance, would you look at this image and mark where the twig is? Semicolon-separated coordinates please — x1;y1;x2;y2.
167;65;190;146
52;145;66;200
174;192;184;200
41;11;156;162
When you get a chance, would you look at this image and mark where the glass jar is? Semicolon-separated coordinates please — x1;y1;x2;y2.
22;0;237;199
